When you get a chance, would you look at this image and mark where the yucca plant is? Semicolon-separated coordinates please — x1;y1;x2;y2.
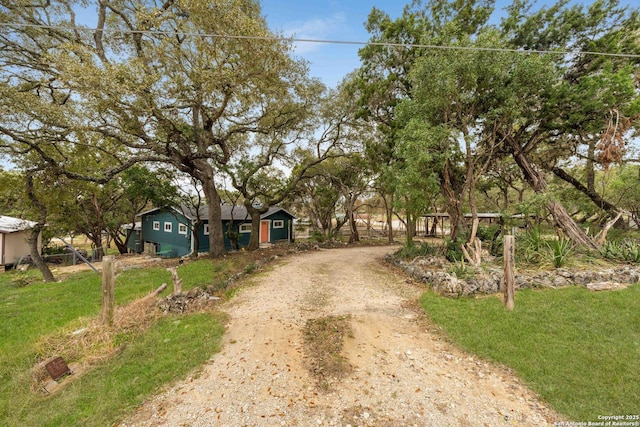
517;226;545;263
548;237;573;268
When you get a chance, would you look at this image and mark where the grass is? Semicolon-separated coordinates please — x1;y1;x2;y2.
12;313;223;427
420;284;640;421
0;258;233;427
177;254;258;291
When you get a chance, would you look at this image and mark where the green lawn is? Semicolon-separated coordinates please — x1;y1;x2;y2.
0;261;226;427
420;284;640;421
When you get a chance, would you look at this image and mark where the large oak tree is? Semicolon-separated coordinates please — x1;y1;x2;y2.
0;0;318;257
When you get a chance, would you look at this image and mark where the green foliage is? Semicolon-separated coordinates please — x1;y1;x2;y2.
442;237;465;263
476;224;503;256
517;226;546;263
310;230;327;243
601;240;640;263
244;262;257;274
420;284;640;421
517;227;575;267
394;241;436;259
448;258;472;279
547;238;574;268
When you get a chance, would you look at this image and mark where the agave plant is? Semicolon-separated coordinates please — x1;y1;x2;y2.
623;240;640;263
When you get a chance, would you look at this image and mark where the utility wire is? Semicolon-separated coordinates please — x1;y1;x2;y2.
2;21;640;59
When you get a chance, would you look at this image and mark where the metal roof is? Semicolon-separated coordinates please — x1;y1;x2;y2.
140;205;296;222
0;215;37;233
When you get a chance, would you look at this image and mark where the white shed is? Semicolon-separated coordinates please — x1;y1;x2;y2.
0;215;41;267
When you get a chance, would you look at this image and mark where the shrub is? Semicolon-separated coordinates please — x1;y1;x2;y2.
476;224;503;256
395;241;436;259
310;230;326;243
442;237;464;263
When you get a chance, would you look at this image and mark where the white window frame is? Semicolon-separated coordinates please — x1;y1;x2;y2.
204;224;209;235
239;223;252;233
178;223;188;235
273;220;284;229
152;221;160;231
164;222;172;233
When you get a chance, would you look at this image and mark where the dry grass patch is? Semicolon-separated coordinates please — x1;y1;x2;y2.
31;291;162;392
303;315;353;391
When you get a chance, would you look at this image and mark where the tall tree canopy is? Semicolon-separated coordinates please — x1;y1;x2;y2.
0;0;319;257
357;0;640;248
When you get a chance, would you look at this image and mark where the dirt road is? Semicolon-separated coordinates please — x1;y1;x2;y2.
122;246;558;426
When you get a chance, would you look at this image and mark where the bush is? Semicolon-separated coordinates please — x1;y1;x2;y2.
310;230;326;243
442;237;464;262
476;225;503;256
395;241;436;259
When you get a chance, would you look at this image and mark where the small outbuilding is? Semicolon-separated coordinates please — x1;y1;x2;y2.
0;215;41;268
138;205;296;257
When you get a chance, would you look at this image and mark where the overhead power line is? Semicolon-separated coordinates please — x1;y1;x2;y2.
2;22;640;59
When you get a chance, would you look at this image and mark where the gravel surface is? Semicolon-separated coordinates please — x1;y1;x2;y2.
121;246;561;426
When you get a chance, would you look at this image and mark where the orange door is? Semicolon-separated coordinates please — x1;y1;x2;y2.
260;220;270;243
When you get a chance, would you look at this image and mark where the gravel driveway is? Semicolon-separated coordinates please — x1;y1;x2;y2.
122;245;559;426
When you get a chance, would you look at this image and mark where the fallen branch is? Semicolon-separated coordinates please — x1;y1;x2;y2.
595;211;625;246
151;283;168;297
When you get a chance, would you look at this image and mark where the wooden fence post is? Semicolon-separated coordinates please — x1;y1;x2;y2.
504;235;515;311
101;256;115;326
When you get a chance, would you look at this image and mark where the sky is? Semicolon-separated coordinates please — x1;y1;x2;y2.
260;1;406;88
259;0;518;89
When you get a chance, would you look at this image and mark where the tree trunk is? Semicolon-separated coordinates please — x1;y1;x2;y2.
27;224;55;282
510;144;599;249
90;230;105;261
245;201;266;251
546;201;599;250
346;194;360;244
550;166;619;215
191;220;202;258
199;171;226;258
24;172;56;282
441;160;463;241
465;138;481;265
383;193;394;244
586;136;596;193
405;212;415;247
112;234;128;255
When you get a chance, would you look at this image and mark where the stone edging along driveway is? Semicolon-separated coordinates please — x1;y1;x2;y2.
122;245;561;427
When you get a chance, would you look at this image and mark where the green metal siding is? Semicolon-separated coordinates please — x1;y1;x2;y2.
222;221;251;250
264;211;294;243
126;230;142;253
141;210;191;257
141;207;295;257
